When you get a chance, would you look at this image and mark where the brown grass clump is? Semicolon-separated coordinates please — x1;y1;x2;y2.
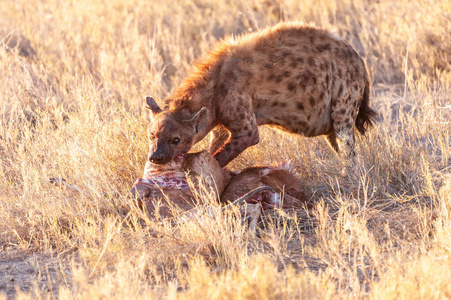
1;0;450;298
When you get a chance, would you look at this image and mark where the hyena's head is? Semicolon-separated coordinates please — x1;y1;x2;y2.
145;96;208;165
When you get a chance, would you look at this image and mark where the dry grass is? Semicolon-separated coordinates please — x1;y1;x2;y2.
1;0;450;298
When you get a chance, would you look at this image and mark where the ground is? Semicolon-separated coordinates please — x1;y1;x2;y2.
0;250;73;298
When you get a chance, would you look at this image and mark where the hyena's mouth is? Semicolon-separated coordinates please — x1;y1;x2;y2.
146;153;185;172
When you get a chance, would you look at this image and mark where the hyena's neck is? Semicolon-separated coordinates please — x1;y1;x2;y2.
167;50;225;114
168;88;211;112
168;79;217;114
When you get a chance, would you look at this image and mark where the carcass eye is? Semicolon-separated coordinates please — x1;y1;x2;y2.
170;137;180;145
149;133;156;141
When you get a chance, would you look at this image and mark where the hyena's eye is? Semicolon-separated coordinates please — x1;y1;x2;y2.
170;137;180;145
149;133;156;141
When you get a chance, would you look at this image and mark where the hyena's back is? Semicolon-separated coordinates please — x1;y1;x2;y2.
209;24;375;159
223;25;370;135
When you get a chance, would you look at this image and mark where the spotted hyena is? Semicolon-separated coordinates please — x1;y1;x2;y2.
146;22;376;167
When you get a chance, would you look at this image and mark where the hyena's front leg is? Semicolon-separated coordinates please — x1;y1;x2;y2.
214;126;259;167
214;104;259;167
209;125;230;156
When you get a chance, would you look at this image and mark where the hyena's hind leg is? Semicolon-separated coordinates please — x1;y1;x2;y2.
324;123;356;161
330;107;357;161
325;130;340;153
330;82;366;161
330;119;358;176
209;125;230;156
335;125;356;159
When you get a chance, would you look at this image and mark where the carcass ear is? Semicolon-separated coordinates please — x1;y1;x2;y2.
145;96;163;118
190;107;208;134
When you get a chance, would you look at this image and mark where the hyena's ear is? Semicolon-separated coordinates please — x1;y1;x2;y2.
190;107;208;134
145;96;162;119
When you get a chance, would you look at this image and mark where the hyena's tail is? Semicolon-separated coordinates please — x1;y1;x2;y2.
355;79;377;135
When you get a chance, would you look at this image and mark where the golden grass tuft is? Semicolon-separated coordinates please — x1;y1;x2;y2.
1;0;450;298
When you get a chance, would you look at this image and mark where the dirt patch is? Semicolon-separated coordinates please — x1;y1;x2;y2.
0;249;72;299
